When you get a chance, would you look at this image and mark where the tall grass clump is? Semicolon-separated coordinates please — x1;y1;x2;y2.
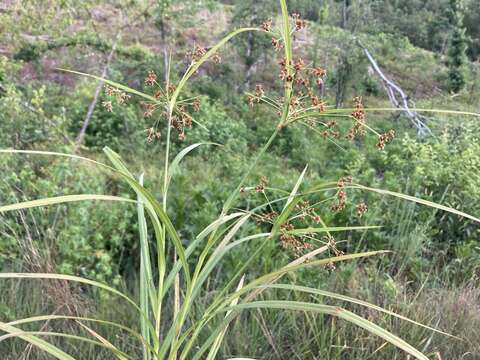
1;1;479;359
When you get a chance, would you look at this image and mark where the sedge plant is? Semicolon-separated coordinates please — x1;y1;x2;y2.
1;1;480;359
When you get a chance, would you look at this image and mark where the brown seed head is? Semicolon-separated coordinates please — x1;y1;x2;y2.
255;84;265;98
262;17;273;32
271;38;284;51
102;101;113;112
212;52;221;64
356;202;368;217
145;70;157;86
192;98;201;112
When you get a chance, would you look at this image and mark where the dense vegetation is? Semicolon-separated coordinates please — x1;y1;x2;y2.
0;0;479;358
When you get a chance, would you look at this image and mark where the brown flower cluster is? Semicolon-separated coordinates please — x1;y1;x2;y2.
145;71;157;86
192;98;201;112
278;58;293;82
255;211;278;224
323;235;344;256
346;96;366;141
247;84;265;107
138;71;205;142
102;85;131;112
356;202;368;217
331;176;353;212
105;85;131;104
264;13;305;50
321;120;340;139
293;200;323;225
255;176;269;192
331;177;370;218
193;46;207;61
282;58;326;98
262;17;273;32
171;106;195;141
295;200;314;217
145;127;161;143
280;223;313;258
271;37;284;51
102;101;113;112
247;15;330;124
142;102;155;118
212;52;221;64
376;129;395;150
244;181;352;259
255;84;265;98
292;13;307;31
184;45;222;65
307;67;327;87
247;52;327;120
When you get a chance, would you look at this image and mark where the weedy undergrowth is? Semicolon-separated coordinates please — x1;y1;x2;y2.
1;1;479;359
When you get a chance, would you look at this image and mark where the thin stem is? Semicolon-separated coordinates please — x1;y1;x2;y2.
176;1;295;357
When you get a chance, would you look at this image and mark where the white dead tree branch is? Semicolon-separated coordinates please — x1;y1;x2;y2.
73;34;120;153
358;40;432;136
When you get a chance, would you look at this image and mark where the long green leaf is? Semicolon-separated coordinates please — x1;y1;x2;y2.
270;196;302;238
0;149;113;171
193;215;251;297
227;301;429;360
206;276;246;360
158;215;251;359
184;248;374;360
0;194;134;213
283;165;307;211
137;174;154;360
7;315;151;350
162;212;245;298
350;184;480;223
57;68;160;104
0;273;139;311
0;321;74;360
329;107;480;117
169;27;261;109
224;251;390;306
286;225;381;235
259;284;458;339
0;328;130;359
167;142;220;186
76;321;130;360
103;147;191;285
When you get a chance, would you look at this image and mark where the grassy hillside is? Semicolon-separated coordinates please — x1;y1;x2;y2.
0;1;479;359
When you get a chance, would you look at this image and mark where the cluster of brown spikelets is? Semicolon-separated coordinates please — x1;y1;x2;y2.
241;174;368;260
102;85;131;113
240;15;385;262
102;12;394;148
139;67;204;142
249;15;395;150
102;42;224;142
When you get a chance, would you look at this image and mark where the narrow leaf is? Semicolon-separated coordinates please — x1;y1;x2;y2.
351;184;480;223
284;165;308;211
0;195;134;213
57;68;160;104
207;276;246;360
0;321;74;360
167;143;219;186
259;284;458;339
228;301;429;360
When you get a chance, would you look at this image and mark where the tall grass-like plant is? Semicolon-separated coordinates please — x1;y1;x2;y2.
1;1;479;359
